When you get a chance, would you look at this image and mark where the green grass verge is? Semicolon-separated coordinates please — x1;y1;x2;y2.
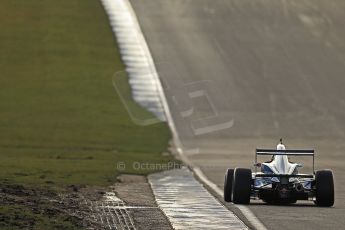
0;204;82;230
0;0;175;187
0;1;176;228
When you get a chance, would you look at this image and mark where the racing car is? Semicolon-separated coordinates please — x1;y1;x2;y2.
224;139;334;206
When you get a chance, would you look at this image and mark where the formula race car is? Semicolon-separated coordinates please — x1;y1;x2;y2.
224;139;334;206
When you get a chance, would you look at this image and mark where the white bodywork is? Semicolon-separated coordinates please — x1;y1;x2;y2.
261;143;299;175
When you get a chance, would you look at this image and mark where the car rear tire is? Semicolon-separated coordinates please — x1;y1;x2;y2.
224;169;234;202
314;170;334;207
232;168;252;204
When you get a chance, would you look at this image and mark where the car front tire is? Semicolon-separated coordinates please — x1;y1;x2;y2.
224;168;234;202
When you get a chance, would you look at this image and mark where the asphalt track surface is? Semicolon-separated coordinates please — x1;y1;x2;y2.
130;0;345;229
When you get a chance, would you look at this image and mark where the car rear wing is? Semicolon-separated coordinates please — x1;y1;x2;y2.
255;148;315;173
256;149;314;156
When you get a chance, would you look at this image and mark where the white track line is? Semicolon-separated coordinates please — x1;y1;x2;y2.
100;0;166;122
149;168;247;229
101;0;267;229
